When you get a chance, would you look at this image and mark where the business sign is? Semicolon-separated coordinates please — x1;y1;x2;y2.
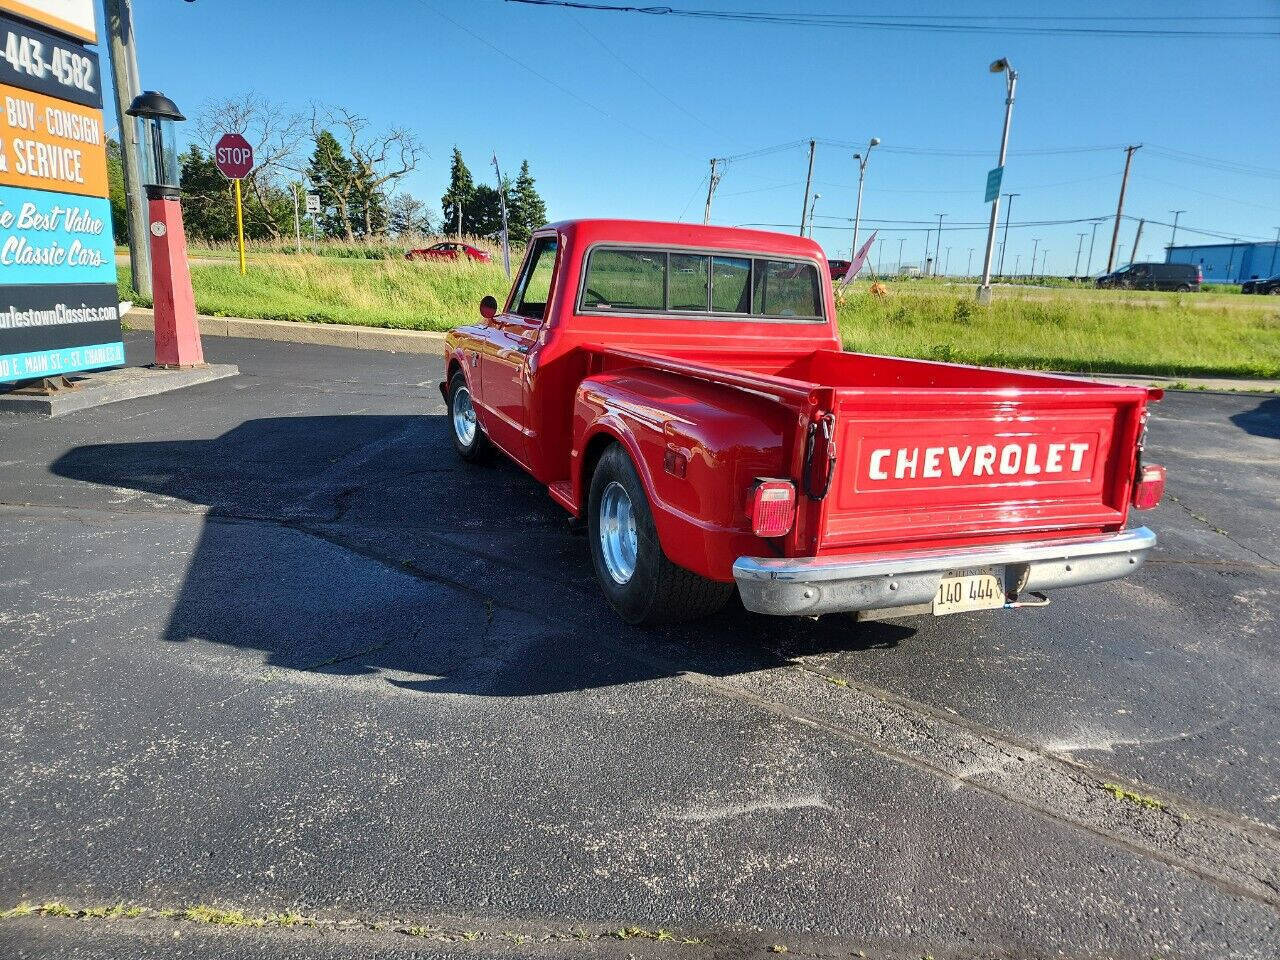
0;0;119;383
0;0;96;44
0;83;105;195
984;165;1004;204
0;14;99;108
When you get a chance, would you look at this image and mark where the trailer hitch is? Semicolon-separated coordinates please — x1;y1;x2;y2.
802;412;837;501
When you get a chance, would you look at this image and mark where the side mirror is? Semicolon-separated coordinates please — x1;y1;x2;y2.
479;295;498;320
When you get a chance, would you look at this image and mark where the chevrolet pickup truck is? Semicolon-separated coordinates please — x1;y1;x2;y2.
443;220;1164;625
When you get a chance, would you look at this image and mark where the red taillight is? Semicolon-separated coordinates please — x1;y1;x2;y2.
1196;267;1203;283
1132;463;1166;510
749;479;796;538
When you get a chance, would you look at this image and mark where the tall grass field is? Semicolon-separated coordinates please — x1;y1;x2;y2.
120;257;1280;379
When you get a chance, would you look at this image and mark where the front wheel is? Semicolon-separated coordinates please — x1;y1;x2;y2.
449;370;490;461
587;444;732;626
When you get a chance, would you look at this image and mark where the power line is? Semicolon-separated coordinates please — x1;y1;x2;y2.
505;1;1280;38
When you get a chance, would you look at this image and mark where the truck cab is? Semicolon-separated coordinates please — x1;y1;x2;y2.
444;219;1163;625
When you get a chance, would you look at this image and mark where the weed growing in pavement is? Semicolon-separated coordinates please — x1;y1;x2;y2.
1103;783;1165;810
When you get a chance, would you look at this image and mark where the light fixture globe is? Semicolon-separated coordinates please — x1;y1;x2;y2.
126;90;185;192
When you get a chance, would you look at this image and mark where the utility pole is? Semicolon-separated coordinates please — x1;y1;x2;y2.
934;213;945;276
1168;209;1185;251
1269;226;1279;277
1030;238;1040;277
104;0;151;298
1226;239;1239;281
944;246;952;276
1074;232;1086;276
703;158;721;226
1040;249;1048;277
799;139;816;237
1107;144;1141;272
1086;219;1102;275
876;236;884;274
1130;218;1144;266
1013;253;1021;277
967;247;974;276
997;192;1018;278
977;57;1017;302
897;237;906;274
923;229;931;271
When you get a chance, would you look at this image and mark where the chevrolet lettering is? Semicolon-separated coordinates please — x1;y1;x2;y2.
443;220;1164;626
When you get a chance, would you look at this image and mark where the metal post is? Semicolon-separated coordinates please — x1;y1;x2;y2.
233;178;246;275
1040;250;1048;277
104;0;151;298
703;158;721;226
944;246;951;276
1130;218;1144;266
1074;232;1086;276
923;229;931;271
1226;239;1239;282
806;193;821;238
897;237;905;274
978;61;1016;302
997;192;1018;278
1086;219;1101;276
1269;226;1279;276
292;183;301;254
1013;253;1021;277
799;139;816;237
1168;210;1185;251
850;138;878;256
1030;238;1040;277
876;237;884;274
1107;144;1141;272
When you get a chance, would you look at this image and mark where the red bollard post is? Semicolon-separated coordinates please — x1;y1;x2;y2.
146;185;203;368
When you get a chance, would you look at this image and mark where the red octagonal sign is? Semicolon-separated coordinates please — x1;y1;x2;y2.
215;132;254;180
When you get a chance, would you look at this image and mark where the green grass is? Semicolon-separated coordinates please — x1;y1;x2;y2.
837;286;1280;379
117;256;1280;379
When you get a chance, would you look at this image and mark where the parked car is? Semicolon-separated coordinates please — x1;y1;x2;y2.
826;259;851;280
443;219;1164;625
1241;275;1280;295
1095;262;1201;292
406;242;491;263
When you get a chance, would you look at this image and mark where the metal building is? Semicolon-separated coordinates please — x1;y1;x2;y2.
1166;241;1280;284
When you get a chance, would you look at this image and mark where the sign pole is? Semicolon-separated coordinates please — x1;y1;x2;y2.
233;178;246;274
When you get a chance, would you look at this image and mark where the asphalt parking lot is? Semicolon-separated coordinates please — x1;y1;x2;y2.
1;333;1277;958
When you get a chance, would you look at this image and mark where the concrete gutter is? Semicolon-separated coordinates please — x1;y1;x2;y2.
122;308;1279;393
123;307;447;356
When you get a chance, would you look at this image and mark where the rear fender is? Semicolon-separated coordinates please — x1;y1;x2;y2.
572;370;792;581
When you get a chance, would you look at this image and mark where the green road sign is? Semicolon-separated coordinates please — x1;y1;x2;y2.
985;166;1004;204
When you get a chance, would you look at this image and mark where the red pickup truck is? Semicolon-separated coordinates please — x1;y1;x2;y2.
443;219;1164;625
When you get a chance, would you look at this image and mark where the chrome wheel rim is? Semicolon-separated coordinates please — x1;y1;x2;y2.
452;385;477;447
599;481;638;584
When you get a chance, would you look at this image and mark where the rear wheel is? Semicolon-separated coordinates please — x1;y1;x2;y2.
587;444;732;626
1176;284;1191;293
449;370;490;461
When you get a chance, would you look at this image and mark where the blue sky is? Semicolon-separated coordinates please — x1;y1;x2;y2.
113;0;1279;275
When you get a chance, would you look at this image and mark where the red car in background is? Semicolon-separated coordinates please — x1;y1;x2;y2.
406;242;492;263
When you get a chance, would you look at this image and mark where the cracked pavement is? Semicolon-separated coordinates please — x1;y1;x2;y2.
0;333;1277;958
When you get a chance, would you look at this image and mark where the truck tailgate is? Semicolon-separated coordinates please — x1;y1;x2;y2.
818;387;1146;551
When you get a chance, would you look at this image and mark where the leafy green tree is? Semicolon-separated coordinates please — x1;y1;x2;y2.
440;147;475;238
307;130;358;240
389;193;433;237
507;160;548;242
106;138;127;244
467;183;505;237
178;146;295;244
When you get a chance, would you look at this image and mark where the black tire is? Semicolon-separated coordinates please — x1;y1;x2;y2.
587;444;732;626
448;370;490;462
1176;284;1191;293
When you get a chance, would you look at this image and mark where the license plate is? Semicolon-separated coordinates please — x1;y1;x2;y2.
933;573;1004;616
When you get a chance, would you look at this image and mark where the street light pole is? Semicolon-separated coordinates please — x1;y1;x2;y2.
850;137;880;256
799;139;816;237
806;193;821;238
977;57;1017;303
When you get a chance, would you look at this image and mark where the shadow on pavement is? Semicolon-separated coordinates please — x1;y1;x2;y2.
51;415;915;697
1229;396;1279;439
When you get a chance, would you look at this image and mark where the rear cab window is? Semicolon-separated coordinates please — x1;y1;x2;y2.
578;246;824;321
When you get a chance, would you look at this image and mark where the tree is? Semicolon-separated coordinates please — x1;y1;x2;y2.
106;138;127;245
312;104;422;239
177;146;295;244
440;147;474;238
388;193;433;237
507;160;548;243
307;130;358;240
195;92;307;241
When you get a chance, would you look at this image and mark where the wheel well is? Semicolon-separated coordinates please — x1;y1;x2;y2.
446;358;463;389
580;432;619;493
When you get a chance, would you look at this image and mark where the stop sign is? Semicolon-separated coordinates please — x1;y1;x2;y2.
214;133;254;180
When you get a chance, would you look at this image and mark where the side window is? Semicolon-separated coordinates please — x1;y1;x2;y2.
581;249;664;311
669;254;710;311
711;256;751;313
512;236;559;319
752;259;822;318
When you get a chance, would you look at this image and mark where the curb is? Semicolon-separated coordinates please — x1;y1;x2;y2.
123;308;448;356
0;364;240;417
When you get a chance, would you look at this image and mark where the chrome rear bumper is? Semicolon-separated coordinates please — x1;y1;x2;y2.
734;527;1156;617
